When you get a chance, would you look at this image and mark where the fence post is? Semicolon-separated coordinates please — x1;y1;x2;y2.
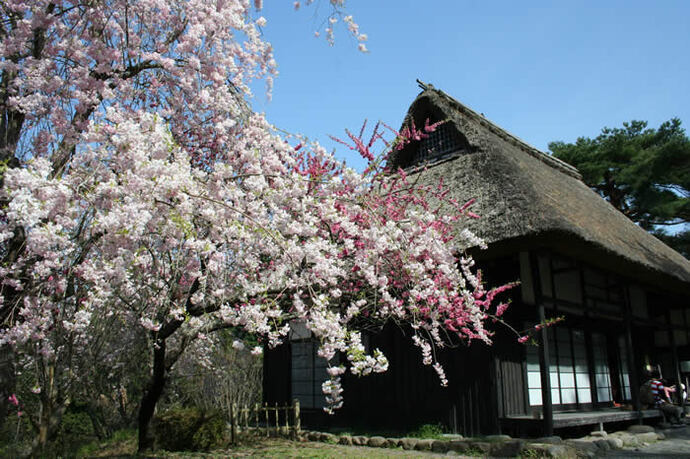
244;403;249;431
293;398;301;435
284;403;289;434
264;403;269;437
274;402;279;436
255;403;259;431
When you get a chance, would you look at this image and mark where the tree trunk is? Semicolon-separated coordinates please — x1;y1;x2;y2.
0;344;15;432
30;398;66;456
137;339;168;452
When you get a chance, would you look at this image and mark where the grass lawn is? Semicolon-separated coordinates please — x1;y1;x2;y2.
82;436;450;458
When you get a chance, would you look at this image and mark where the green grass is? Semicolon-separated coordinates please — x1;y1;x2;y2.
76;435;448;457
76;429;137;457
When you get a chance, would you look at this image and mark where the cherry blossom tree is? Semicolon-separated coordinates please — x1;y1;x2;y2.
0;1;279;443
0;0;512;453
2;107;513;451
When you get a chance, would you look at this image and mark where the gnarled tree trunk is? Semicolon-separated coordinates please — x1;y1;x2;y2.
137;339;169;452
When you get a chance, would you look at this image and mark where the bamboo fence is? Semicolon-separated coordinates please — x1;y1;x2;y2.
228;399;301;443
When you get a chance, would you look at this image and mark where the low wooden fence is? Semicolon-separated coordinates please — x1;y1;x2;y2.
228;399;301;442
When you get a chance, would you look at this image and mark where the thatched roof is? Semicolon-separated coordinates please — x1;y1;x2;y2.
391;82;690;291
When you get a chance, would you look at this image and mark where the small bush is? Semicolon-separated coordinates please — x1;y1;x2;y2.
53;404;100;456
409;423;445;439
153;406;228;451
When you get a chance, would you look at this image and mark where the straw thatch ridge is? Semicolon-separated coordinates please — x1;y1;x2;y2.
391;82;690;290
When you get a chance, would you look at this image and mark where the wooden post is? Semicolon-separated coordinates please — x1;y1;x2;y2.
255;402;259;430
538;303;554;436
274;402;279;436
284;403;290;433
293;398;301;434
264;403;269;437
584;330;598;406
530;251;553;436
623;287;640;413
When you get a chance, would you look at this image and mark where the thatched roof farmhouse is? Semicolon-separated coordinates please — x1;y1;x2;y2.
265;84;690;437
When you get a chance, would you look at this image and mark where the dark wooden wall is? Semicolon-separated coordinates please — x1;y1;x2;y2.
263;340;290;405
262;254;525;435
333;324;500;435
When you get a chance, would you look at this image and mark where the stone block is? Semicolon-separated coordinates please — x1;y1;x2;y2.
400;437;418;450
635;431;659;443
545;445;570;458
628;424;654;433
534;436;562;444
319;432;336;443
523;443;568;458
489;439;524;457
414;439;434;451
367;436;387;448
431;440;450;453
606;437;623;449
566;439;599;455
590;430;607;437
486;434;512;441
447;440;471;453
594;439;610;451
385;438;400;448
468;441;492;454
440;434;464;441
622;435;641;447
337;436;352;446
657;432;666;440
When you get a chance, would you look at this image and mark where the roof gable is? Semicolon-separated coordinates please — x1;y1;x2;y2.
390;81;581;179
393;82;690;289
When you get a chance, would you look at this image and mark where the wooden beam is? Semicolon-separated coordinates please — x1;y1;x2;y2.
531;250;554;435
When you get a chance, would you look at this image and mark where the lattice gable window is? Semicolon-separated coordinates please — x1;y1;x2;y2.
412;121;462;165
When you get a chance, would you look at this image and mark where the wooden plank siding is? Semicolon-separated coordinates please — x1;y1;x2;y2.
498;358;527;416
263;341;291;406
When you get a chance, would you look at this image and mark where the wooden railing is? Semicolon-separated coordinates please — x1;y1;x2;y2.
228;399;301;442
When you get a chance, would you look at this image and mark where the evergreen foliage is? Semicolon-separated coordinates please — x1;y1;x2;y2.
550;119;690;257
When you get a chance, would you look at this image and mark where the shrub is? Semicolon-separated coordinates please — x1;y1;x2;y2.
153;406;228;451
409;423;445;439
53;404;99;456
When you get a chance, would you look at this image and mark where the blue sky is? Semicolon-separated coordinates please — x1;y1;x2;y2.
251;1;690;172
